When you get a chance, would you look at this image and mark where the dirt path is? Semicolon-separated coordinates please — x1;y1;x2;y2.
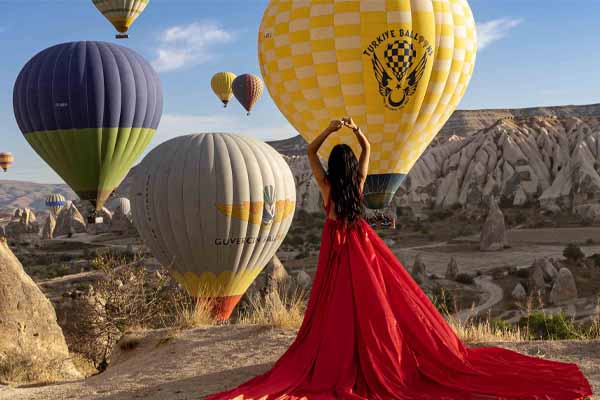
454;276;504;322
1;326;597;400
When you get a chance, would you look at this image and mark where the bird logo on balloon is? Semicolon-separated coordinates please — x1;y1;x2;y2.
364;32;432;111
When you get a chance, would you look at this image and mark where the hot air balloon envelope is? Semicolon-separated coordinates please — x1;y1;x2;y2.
211;72;237;107
232;74;264;115
259;0;477;209
0;152;14;172
13;41;163;212
131;133;296;320
92;0;149;38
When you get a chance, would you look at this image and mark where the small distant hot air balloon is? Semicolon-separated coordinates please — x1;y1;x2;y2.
113;197;131;216
13;41;163;215
92;0;149;39
0;152;14;172
232;74;264;115
259;0;478;209
46;194;67;217
211;72;237;108
131;133;296;320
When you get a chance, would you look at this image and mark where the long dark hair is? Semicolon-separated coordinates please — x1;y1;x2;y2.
327;144;364;222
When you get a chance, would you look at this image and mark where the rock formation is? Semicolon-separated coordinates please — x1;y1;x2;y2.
549;268;578;305
411;254;427;284
41;213;56;240
512;283;527;301
0;238;81;383
528;261;546;295
262;106;600;217
259;256;290;296
538;258;558;282
445;257;459;280
295;270;312;289
110;207;136;235
0;225;5;238
54;204;87;237
5;208;40;238
479;196;507;251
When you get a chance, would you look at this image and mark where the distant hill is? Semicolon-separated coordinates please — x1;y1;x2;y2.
0;180;75;211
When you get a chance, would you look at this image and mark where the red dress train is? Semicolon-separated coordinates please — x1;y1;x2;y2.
205;202;593;400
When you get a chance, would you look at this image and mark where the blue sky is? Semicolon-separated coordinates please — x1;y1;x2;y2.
0;0;599;183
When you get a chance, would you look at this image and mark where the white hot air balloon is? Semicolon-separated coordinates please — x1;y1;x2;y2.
131;133;296;320
111;197;131;216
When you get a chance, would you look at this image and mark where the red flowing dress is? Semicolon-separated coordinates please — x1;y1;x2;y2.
205;199;593;400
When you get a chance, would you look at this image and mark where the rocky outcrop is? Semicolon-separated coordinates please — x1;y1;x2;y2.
54;204;87;237
480;196;507;251
0;225;5;238
5;208;40;238
512;283;527;301
295;270;312;289
0;238;81;383
411;254;427;284
41;214;56;240
549;268;578;305
258;256;290;296
264;106;600;216
528;261;546;295
445;257;459;280
539;258;559;282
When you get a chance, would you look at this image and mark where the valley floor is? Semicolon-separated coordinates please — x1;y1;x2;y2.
1;326;598;400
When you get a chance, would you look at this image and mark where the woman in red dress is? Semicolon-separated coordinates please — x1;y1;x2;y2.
206;119;593;400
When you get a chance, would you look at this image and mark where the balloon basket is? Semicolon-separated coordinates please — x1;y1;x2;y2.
116;34;129;39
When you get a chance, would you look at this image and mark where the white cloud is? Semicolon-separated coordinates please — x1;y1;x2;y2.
152;22;233;72
477;18;522;50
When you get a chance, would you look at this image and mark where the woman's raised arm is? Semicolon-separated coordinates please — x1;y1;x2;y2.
307;120;343;192
342;118;370;192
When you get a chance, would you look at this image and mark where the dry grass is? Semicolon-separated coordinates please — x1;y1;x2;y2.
239;284;307;329
0;351;73;385
172;294;217;329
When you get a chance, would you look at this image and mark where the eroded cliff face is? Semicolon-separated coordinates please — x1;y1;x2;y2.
269;105;600;214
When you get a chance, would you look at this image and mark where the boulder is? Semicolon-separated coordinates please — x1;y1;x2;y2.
445;257;459;280
295;270;312;289
549;268;578;305
258;256;290;296
539;258;558;282
5;208;40;238
54;204;87;237
41;214;56;240
479;195;507;251
528;260;546;295
574;204;600;224
411;254;427;284
0;238;81;383
512;283;527;301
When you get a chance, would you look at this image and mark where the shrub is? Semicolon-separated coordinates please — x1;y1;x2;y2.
588;254;600;268
519;312;579;340
429;287;455;315
563;243;585;262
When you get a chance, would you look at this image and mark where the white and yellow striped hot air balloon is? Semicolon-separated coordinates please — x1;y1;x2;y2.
131;133;296;320
259;0;477;209
211;72;237;108
92;0;149;39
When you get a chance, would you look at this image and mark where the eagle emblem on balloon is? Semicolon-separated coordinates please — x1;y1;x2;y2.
371;40;428;110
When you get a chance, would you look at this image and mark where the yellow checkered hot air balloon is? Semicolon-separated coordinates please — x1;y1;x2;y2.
259;0;477;209
211;72;237;108
92;0;149;39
